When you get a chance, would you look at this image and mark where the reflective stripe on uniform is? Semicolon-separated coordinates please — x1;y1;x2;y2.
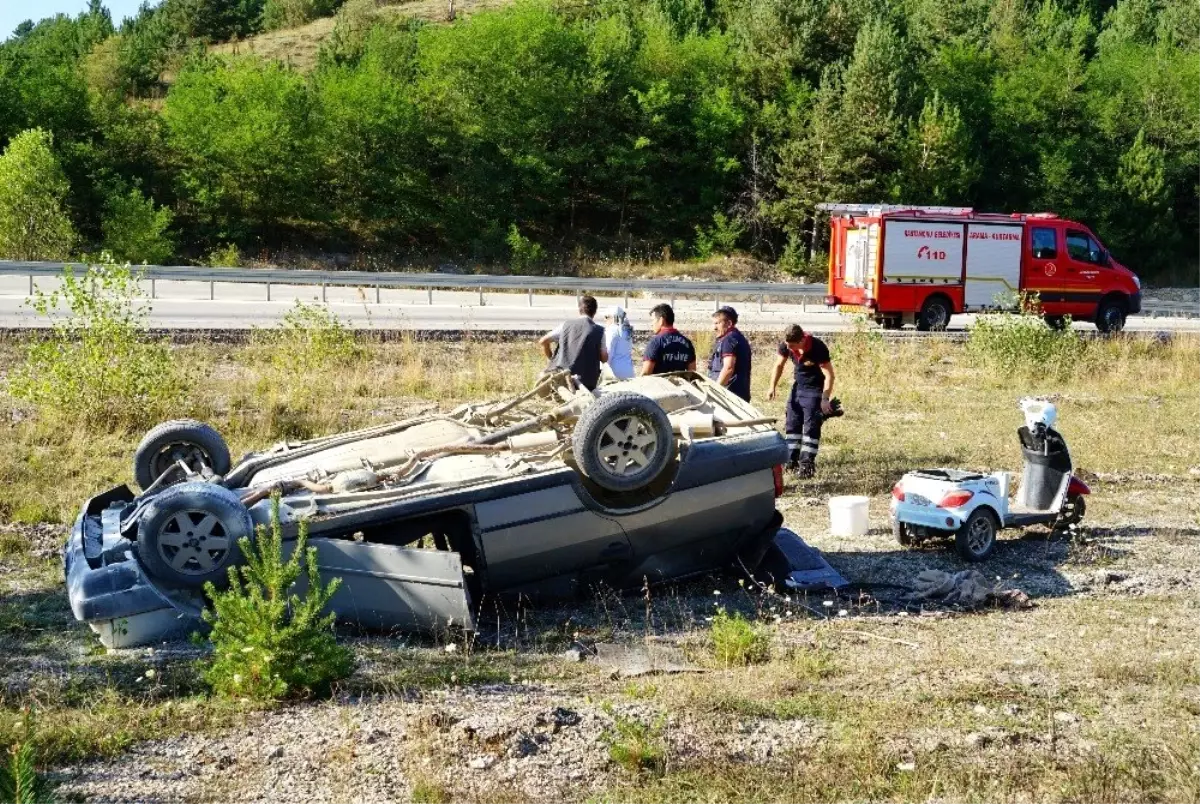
800;444;819;455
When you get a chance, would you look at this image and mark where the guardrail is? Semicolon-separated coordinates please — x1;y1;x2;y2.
0;260;1194;317
0;260;825;311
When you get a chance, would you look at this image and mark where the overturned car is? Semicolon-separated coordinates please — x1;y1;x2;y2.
65;371;830;648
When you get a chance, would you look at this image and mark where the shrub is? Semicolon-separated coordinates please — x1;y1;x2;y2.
263;0;340;31
201;496;354;701
206;243;241;267
102;187;175;265
256;300;363;371
6;261;186;431
0;129;76;261
693;212;745;259
506;224;545;274
318;0;380;65
0;708;51;804
967;307;1088;380
710;608;770;667
601;710;666;774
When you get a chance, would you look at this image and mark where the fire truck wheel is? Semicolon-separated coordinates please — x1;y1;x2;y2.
917;296;952;331
1094;297;1127;334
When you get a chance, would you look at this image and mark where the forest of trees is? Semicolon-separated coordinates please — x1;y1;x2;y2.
0;0;1196;282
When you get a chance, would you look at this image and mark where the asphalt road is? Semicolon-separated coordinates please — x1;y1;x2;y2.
1;276;1196;333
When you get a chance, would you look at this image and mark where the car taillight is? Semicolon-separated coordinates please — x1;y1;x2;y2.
938;490;974;508
773;465;784;498
891;482;905;502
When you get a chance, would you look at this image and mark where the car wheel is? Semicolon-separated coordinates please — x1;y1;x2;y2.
917;296;952;332
137;482;253;589
1094;297;1127;334
955;508;998;562
573;392;674;494
894;519;914;547
134;420;232;490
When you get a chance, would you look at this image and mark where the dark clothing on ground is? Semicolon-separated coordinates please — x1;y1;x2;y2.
709;327;752;401
551;316;606;390
778;335;833;471
643;328;696;374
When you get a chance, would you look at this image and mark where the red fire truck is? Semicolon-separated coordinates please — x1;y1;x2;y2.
819;204;1142;332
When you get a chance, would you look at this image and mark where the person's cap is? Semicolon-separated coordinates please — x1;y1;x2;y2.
605;304;625;320
714;305;738;323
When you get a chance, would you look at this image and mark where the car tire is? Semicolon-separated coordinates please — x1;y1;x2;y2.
137;482;254;589
955;508;998;562
573;392;674;494
134;420;232;490
1094;297;1127;334
917;296;952;332
894;519;913;547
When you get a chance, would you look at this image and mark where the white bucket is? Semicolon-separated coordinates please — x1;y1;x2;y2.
829;495;870;537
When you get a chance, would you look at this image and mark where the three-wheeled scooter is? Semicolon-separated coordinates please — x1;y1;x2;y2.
890;398;1090;561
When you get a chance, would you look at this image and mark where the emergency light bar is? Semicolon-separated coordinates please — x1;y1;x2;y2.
816;203;975;216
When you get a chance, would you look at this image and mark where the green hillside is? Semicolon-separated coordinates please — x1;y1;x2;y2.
0;0;1196;283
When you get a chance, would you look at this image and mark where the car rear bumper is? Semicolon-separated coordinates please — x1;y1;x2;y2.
63;486;201;648
891;499;964;531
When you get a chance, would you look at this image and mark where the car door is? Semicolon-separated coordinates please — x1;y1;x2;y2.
1026;223;1090;318
291;538;476;632
1061;228;1107;317
473;483;632;593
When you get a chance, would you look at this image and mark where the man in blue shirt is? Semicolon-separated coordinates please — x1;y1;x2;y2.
641;303;696;375
709;306;752;401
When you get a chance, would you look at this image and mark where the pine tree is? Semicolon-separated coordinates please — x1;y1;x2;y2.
900;92;978;204
0;709;51;804
202;496;354;701
771;16;905;250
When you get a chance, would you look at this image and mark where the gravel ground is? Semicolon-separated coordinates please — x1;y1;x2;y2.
54;686;821;803
41;480;1199;803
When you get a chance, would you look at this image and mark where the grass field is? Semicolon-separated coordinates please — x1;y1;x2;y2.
1;329;1197;802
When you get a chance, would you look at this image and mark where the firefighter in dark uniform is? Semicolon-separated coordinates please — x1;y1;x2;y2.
768;324;835;478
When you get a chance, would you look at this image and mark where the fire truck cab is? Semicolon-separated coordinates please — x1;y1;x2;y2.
820;204;1142;333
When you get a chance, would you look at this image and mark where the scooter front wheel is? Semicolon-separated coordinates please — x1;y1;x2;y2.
1057;494;1086;528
